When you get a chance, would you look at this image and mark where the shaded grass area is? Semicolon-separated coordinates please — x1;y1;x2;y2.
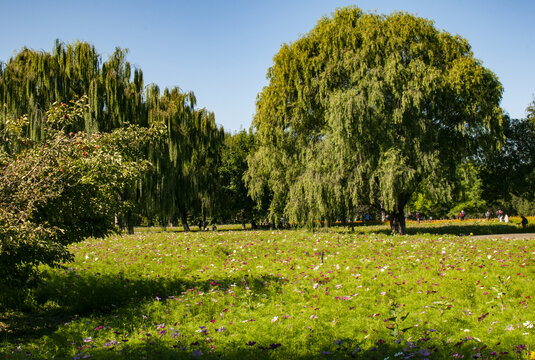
0;270;508;360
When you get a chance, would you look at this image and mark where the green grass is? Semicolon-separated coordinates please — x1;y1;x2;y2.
1;219;535;359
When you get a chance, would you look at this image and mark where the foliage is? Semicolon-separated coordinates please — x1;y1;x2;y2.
0;40;226;231
218;130;259;225
479;114;535;215
0;40;145;134
246;6;503;234
0;97;156;306
142;87;225;230
1;223;534;359
409;160;487;219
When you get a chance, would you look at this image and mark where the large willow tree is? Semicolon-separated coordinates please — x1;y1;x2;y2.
142;86;224;231
246;7;503;234
0;40;224;231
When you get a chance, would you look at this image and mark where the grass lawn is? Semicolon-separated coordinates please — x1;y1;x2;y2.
1;218;535;359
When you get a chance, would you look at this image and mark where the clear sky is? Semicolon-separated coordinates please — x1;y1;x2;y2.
1;0;534;132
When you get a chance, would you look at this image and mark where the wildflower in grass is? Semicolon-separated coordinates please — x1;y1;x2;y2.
313;283;319;289
246;341;256;346
83;337;93;343
171;330;180;339
156;323;165;329
192;349;202;357
419;348;431;357
270;343;281;349
271;316;279;323
524;321;534;329
94;326;103;331
505;324;515;331
530;351;535;360
310;315;318;319
215;326;226;333
335;284;342;289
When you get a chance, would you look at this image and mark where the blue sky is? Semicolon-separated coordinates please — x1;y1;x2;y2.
1;0;534;132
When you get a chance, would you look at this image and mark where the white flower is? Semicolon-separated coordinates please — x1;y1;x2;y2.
271;316;278;323
335;284;342;289
313;283;319;289
523;321;534;329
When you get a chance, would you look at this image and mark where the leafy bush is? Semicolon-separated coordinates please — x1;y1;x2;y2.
0;97;161;308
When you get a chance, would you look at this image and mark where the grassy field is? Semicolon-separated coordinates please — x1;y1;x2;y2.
1;218;535;359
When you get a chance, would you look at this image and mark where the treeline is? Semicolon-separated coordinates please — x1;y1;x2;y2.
0;40;251;233
1;34;534;237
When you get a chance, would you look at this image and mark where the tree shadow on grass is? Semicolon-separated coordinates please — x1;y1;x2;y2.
1;271;285;344
1;271;521;359
347;222;535;237
6;331;512;359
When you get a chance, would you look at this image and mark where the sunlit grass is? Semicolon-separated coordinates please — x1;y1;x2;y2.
1;220;534;359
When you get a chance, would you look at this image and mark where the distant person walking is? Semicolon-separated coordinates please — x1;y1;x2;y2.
520;215;528;229
459;210;465;221
416;211;421;224
485;210;491;221
497;209;503;222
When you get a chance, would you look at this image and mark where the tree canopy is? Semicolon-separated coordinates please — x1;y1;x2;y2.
246;6;503;234
0;40;224;232
0;97;158;305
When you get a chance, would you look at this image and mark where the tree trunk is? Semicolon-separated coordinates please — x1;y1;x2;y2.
125;211;135;234
241;209;246;230
180;209;190;232
127;221;135;235
389;210;406;235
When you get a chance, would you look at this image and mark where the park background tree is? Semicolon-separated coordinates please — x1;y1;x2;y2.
0;40;224;233
478;112;535;215
218;130;259;228
246;6;503;234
